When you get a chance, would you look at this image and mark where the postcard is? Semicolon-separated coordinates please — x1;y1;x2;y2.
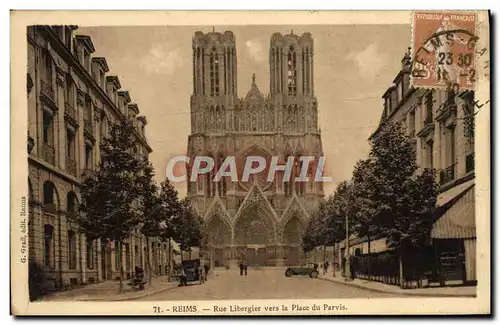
10;10;490;315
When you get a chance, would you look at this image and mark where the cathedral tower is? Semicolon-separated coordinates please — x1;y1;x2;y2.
187;30;324;269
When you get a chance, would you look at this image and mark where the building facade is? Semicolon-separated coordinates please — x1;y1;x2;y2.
187;31;325;267
27;26;171;290
348;48;476;285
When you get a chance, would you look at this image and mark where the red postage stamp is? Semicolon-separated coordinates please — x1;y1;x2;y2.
411;11;478;90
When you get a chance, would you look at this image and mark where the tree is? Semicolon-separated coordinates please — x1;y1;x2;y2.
367;121;439;286
324;181;351;265
173;199;203;261
137;161;163;286
156;178;183;280
350;160;380;279
302;203;328;261
76;118;143;293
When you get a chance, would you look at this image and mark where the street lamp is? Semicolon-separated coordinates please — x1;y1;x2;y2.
344;213;353;282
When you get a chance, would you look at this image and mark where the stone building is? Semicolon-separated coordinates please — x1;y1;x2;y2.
341;49;476;285
27;26;170;290
186;30;325;267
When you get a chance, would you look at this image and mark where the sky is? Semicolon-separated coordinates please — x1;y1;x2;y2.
78;24;411;197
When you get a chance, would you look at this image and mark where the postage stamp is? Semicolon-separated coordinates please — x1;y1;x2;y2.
411;11;478;90
10;10;491;316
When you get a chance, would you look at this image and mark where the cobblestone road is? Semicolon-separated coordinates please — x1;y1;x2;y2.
139;268;405;300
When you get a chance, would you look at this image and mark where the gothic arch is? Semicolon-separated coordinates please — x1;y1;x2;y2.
204;213;232;246
280;196;310;229
234;202;277;246
282;214;305;245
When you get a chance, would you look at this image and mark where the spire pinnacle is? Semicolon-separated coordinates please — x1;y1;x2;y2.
252;73;256;84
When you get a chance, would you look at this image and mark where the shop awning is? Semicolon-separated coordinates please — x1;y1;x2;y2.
431;183;475;239
436;179;475;207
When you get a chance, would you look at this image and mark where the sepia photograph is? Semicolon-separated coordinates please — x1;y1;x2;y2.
10;10;491;315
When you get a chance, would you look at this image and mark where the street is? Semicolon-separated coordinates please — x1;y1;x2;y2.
139;268;405;300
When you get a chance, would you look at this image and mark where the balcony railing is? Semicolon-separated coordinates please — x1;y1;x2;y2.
65;102;77;121
440;164;455;185
44;202;57;214
42;142;55;165
66;156;77;176
466;153;475;173
84;119;93;134
40;80;54;101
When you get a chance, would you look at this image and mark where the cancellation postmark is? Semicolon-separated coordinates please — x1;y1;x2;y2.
411;11;478;90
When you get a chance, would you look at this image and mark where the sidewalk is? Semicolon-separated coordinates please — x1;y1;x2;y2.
41;276;178;302
319;273;477;297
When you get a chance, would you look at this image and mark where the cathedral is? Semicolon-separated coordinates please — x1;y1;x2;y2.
186;30;325;267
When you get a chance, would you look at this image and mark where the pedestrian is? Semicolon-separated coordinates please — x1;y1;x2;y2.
324;261;329;275
244;262;248;276
203;263;210;281
239;262;244;276
179;267;187;286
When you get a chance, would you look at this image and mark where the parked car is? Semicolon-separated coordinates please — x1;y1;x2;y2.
179;259;205;286
285;263;319;278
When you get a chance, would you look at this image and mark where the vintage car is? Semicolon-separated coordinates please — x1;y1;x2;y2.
285;263;319;278
179;259;205;286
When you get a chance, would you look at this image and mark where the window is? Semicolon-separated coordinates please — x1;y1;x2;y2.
397;81;403;102
83;50;90;71
427;140;434;169
44;224;54;268
448;126;456;167
67;192;77;217
42;111;54;145
65;75;75;105
85;144;93;170
409;110;416;136
101;116;109;139
217;156;226;197
402;74;409;96
84;97;92;122
68;230;77;269
210;49;220;96
99;70;105;88
287;46;297;97
87;239;94;269
304;48;310;94
425;91;434;123
43;182;55;206
64;27;72;48
41;49;52;85
66;129;75;159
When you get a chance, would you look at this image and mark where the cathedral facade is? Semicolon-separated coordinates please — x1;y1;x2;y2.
187;30;325;267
